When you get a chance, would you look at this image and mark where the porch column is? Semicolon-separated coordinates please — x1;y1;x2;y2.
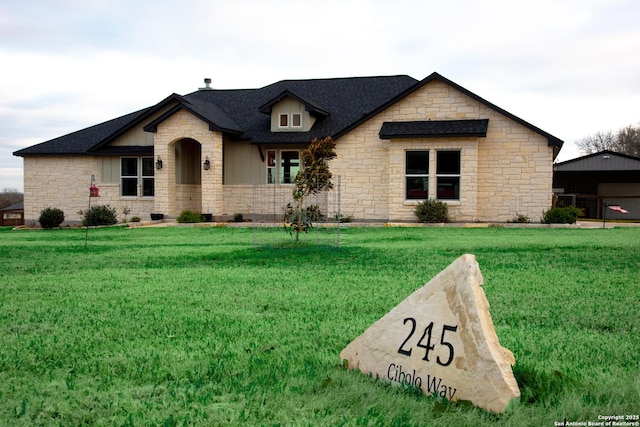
201;132;224;217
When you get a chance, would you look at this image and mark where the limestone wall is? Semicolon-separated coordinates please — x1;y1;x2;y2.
152;110;223;216
332;80;554;222
22;156;154;225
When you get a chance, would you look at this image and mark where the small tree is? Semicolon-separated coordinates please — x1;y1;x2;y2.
284;136;337;241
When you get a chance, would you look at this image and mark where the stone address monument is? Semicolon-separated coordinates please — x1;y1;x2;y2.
340;254;520;413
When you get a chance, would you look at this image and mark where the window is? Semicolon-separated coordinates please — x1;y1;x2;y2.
266;150;300;184
267;150;276;184
405;151;429;199
278;113;302;129
121;157;154;197
141;157;155;197
281;150;300;183
121;158;138;197
436;151;460;200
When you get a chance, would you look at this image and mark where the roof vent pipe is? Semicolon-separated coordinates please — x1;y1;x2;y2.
199;78;213;91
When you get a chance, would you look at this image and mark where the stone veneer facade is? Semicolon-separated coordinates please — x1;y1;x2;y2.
331;80;553;222
22;156;155;224
20;79;555;225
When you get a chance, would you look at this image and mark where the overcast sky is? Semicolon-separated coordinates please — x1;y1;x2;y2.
2;0;640;192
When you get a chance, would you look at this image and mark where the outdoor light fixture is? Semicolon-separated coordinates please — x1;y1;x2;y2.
155;156;163;170
203;157;210;170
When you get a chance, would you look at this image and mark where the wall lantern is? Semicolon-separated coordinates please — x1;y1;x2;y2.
155;156;163;170
203;157;211;170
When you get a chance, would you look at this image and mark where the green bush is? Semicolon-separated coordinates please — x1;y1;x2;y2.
510;213;531;224
39;207;65;229
130;216;141;223
82;205;118;226
415;199;449;223
176;210;204;223
541;206;582;224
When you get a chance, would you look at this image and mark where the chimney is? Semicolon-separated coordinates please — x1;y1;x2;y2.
199;78;213;91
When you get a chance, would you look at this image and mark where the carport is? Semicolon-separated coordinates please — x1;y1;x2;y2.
553;150;640;220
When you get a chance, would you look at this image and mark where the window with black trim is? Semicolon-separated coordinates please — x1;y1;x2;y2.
121;157;154;197
436;151;460;200
405;151;429;200
266;150;300;184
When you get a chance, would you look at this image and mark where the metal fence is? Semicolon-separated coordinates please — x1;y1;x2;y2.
251;175;342;248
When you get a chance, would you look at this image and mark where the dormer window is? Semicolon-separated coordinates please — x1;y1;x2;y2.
260;91;328;132
278;113;302;129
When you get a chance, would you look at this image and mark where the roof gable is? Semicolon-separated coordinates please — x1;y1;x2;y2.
339;72;563;150
143;96;243;135
258;90;330;117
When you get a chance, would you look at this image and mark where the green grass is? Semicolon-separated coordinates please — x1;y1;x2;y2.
0;226;638;426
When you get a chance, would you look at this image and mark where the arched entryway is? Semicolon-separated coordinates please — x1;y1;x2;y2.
174;138;202;213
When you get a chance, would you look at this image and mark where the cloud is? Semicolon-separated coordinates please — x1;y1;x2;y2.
2;0;640;190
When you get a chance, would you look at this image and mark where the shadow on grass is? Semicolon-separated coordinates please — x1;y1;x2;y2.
513;362;573;406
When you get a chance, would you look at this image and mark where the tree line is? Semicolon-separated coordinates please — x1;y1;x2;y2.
576;121;640;157
0;188;23;210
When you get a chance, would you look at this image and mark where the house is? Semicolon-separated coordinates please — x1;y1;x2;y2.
553;150;640;220
14;72;563;224
1;201;24;227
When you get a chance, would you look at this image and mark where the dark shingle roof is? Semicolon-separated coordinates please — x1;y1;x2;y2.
14;75;418;155
379;119;489;139
13;108;151;156
143;96;243;135
258;90;330;117
184;75;419;144
1;201;23;211
13;72;563;156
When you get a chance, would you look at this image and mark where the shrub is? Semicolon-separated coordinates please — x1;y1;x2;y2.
415;199;449;223
82;205;118;226
130;216;141;223
334;213;354;223
541;206;582;224
510;214;531;224
233;213;244;222
176;210;204;223
39;207;65;229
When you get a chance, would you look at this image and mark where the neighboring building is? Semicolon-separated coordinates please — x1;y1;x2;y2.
553;150;640;220
14;72;563;224
1;201;24;227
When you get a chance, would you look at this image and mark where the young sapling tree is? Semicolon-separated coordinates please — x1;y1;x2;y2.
284;136;337;241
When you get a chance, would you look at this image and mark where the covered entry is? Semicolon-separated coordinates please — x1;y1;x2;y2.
174;138;202;213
